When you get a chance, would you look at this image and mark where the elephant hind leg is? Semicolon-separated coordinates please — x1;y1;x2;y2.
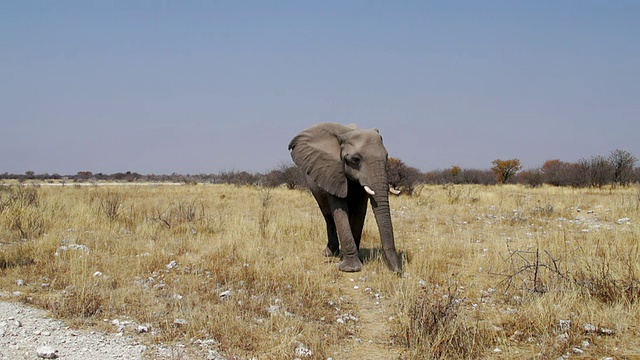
311;189;340;257
322;211;340;257
349;196;368;251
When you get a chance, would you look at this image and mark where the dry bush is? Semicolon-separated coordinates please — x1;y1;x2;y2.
0;186;50;241
401;282;493;359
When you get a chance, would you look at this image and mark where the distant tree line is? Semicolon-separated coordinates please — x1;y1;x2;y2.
3;149;638;192
423;149;639;188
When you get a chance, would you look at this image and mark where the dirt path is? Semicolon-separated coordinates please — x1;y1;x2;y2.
330;275;405;360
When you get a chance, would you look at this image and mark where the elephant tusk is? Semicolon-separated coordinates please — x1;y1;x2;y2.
389;186;401;195
363;186;375;196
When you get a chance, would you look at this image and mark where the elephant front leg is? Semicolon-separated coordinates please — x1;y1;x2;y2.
330;202;363;272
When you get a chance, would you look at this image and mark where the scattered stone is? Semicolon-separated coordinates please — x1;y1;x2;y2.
557;333;569;343
584;323;615;335
573;347;585;354
616;218;631;225
58;244;90;253
336;313;359;323
194;338;218;347
599;327;616;336
137;324;150;333
174;318;188;326
36;346;58;359
166;260;178;270
219;290;232;299
293;342;313;357
207;349;228;360
559;319;571;332
16;279;25;286
93;271;104;277
584;323;598;333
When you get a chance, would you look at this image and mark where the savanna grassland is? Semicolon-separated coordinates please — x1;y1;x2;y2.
1;183;639;359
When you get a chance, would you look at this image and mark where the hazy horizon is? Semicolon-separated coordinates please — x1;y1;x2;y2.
2;2;638;175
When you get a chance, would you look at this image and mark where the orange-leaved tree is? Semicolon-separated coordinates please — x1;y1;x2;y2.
491;159;522;184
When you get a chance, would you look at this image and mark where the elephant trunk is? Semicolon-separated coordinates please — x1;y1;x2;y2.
368;171;402;273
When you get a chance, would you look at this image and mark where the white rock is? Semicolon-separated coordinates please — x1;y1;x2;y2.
166;260;178;269
294;342;313;357
599;327;616;335
59;244;90;253
137;324;150;333
174;318;188;326
616;218;631;224
336;313;359;323
36;346;58;358
219;290;232;299
16;279;25;286
559;319;571;332
207;349;228;360
584;323;598;332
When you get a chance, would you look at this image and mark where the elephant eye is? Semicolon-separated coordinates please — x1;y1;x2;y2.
348;154;362;166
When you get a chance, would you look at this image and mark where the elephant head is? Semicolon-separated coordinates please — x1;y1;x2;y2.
288;123;402;272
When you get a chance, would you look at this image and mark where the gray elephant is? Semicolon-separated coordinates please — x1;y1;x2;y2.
288;123;402;273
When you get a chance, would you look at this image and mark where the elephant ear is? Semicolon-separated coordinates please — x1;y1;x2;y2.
288;123;351;198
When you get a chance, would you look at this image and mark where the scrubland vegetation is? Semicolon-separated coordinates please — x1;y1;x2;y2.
1;182;639;359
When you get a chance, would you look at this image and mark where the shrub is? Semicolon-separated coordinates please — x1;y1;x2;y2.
0;186;49;240
387;157;421;195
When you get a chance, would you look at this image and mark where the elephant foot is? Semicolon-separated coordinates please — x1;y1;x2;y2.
324;247;340;257
338;257;363;272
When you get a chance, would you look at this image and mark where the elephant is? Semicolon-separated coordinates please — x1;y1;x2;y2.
288;123;402;273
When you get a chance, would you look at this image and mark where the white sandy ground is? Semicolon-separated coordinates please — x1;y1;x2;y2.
0;299;149;359
0;297;217;360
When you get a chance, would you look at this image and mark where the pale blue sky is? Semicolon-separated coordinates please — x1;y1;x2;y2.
1;1;638;175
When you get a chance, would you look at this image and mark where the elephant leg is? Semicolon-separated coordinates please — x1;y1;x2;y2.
310;188;340;257
323;212;340;257
349;195;368;251
329;197;363;272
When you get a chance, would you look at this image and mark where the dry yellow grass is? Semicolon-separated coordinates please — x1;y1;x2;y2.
1;183;639;359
